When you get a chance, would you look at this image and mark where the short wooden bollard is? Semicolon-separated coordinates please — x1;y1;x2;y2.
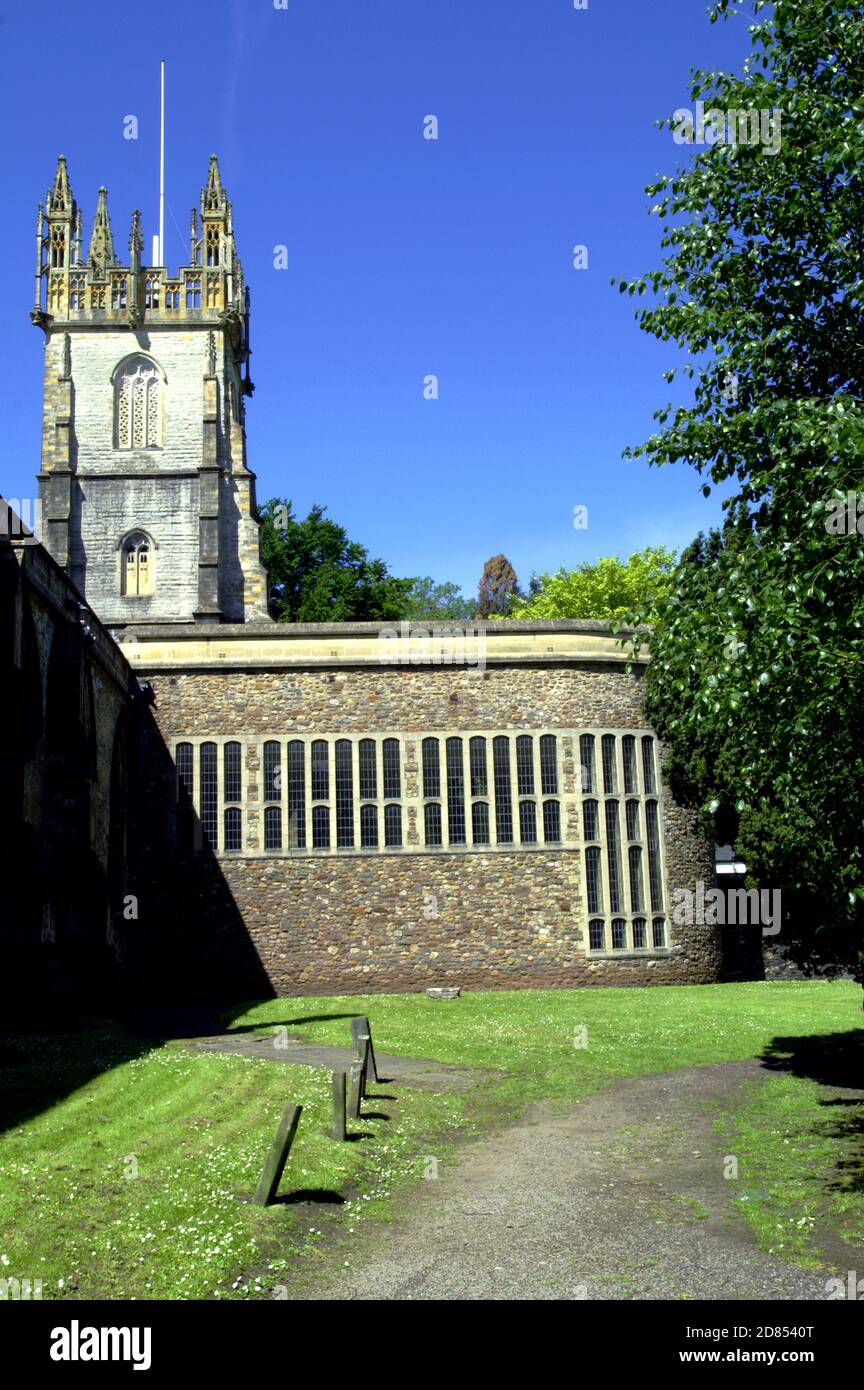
351;1016;379;1083
252;1103;303;1206
331;1070;347;1141
347;1057;365;1120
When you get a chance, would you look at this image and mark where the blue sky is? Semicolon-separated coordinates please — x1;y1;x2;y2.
2;0;751;597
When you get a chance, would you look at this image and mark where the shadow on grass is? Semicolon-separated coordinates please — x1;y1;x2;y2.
0;1023;157;1132
221;1014;361;1034
275;1189;345;1206
761;1029;864;1193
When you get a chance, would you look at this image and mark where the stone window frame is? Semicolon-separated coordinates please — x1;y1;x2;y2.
169;728;671;957
580;729;670;958
111;352;166;452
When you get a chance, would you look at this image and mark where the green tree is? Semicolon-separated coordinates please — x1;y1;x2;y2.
509;547;676;622
402;577;475;622
477;554;519;618
618;0;864;980
259;499;413;622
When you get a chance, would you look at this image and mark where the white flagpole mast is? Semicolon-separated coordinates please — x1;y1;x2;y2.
159;59;165;264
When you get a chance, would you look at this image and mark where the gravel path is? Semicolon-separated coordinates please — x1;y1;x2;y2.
304;1061;852;1301
183;1034;481;1091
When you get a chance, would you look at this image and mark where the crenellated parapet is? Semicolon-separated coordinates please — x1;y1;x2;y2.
31;154;252;392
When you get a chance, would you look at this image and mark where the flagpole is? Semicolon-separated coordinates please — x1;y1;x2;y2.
159;59;165;265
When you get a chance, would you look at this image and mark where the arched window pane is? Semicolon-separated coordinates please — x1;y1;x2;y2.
469;737;488;797
263;740;281;801
611;919;626;951
493;736;513;843
602;735;617;793
312;805;330;849
642;737;657;794
626;799;640;841
422;738;441;799
382;739;401;799
633;918;647;949
586;846;603;915
516;736;534;795
622;735;638;794
115;357;161;450
472;801;490;845
579;735;596;794
652;917;666;949
359;739;377;800
224;742;241;803
540;735;557;794
604;801;622;911
311;740;329;800
287;741;306;849
645;800;663;910
543;799;561;844
121;532;154;597
629;845;644;913
200;742;217;848
176;742;194;854
583;799;599;841
589;919;605;951
446;737;466;844
335;739;354;848
264;806;282;851
224;807;241;852
384;804;402;847
360;804;378;848
424;802;442;847
519;800;537;844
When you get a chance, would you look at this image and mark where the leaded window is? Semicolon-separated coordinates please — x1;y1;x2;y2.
224;807;242;852
493;736;513;843
516;736;534;795
446;737;466;844
540;735;558;794
519;800;537;843
200;742;217;848
382;739;401;799
579;732;668;952
422;738;441;798
335;739;354;848
224;742;241;803
359;739;377;799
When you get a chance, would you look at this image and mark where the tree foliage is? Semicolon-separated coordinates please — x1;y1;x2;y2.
509;548;676;622
259;499;413;622
402;577;475;621
477;554;519;618
619;0;864;978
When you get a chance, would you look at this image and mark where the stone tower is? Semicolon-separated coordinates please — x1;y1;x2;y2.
32;154;269;626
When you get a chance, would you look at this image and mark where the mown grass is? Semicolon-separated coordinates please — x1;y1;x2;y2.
718;1070;864;1268
0;981;860;1299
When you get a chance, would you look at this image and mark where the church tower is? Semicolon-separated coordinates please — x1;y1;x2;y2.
32;155;269;626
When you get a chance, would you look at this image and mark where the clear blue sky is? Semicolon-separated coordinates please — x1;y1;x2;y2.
2;0;750;597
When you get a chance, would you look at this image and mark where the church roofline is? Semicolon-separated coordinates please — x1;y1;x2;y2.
113;620;650;673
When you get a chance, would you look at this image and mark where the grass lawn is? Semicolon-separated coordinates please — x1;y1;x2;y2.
0;980;860;1299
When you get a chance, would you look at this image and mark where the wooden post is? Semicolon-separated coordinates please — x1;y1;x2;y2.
347;1058;364;1120
252;1103;302;1206
351;1016;379;1082
331;1070;347;1141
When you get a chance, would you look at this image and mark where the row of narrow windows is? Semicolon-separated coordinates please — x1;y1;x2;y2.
175;735;566;855
589;918;666;952
578;732;666;949
176;732;670;951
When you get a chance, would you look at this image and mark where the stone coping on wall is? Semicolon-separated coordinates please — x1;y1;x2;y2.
114;619;650;672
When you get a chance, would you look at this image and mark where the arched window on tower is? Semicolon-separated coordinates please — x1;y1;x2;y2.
114;356;162;450
121;531;154;597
